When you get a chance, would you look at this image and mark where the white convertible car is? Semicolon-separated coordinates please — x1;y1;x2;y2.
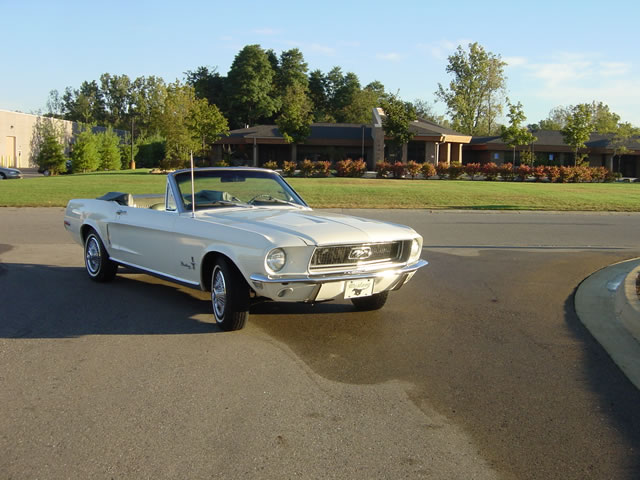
64;167;427;330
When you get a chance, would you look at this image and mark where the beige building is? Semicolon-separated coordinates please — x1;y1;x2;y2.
0;109;75;168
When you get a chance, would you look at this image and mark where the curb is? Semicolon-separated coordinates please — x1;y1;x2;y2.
575;258;640;390
618;264;640;343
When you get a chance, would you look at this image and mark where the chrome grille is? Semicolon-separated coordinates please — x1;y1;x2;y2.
310;242;402;270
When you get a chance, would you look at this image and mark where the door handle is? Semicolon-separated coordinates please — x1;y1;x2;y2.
116;209;127;215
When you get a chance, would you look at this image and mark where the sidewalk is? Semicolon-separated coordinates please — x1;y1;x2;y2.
575;258;640;389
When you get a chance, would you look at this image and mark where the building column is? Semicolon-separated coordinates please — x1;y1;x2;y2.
440;143;451;165
252;139;258;167
451;143;462;164
401;143;408;163
605;154;613;171
291;144;297;163
425;142;437;165
373;126;384;169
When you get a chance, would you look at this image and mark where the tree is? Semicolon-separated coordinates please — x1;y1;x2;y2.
500;101;537;164
380;94;416;148
225;44;279;128
276;48;308;91
188;97;230;158
100;73;132;130
308;69;331;122
130;75;167;137
435;42;507;135
185;66;226;109
610;122;638;173
561;104;593;165
33;120;67;174
587;101;620;133
276;83;314;143
71;129;100;173
98;128;122;171
412;99;449;126
63;80;105;124
160;82;201;169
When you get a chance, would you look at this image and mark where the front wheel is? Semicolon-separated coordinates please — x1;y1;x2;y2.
84;231;118;282
211;258;250;331
351;291;389;311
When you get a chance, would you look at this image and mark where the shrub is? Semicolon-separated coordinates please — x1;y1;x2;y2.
299;159;314;177
263;160;278;170
515;164;531;182
482;162;499;181
282;160;297;177
71;129;100;173
212;159;229;167
558;166;572;183
498;163;515;181
420;162;436;179
448;162;464;180
545;166;560;183
436;162;449;179
313;160;331;177
391;161;406;179
464;162;481;180
572;165;593;183
337;158;367;177
376;161;392;178
135;134;166;168
406;161;421;179
98;128;122;171
532;165;547;182
35;131;67;175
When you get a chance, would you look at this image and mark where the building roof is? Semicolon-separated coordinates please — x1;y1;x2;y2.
469;129;640;151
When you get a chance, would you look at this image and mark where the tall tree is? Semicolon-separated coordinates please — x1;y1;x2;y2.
97;128;123;171
130;75;167;137
160;82;202;169
225;44;279;128
435;42;507;135
610;122;638;172
500;101;537;164
308;69;331;122
412;99;449;126
587;101;620;133
100;73;132;130
187;97;229;158
63;80;105;124
276;48;308;90
561;104;593;165
276;83;314;143
71;128;100;173
380;94;416;148
184;66;226;110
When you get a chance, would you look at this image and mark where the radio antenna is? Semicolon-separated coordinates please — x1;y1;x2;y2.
190;151;196;218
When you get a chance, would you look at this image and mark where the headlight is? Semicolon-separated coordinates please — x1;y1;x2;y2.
410;238;421;261
266;248;286;273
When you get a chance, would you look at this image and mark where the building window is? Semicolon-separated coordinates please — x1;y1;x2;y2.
493;153;499;160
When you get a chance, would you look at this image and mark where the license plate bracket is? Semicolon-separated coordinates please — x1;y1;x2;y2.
344;278;374;299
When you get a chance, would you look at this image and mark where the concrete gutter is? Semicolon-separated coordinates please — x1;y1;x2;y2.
575;258;640;390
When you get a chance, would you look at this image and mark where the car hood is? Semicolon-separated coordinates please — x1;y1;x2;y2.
194;208;417;246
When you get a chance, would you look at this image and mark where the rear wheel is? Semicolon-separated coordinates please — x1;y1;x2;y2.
84;231;117;282
211;258;249;331
351;291;389;311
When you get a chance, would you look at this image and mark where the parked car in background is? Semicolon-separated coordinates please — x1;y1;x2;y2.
64;167;428;331
0;166;22;179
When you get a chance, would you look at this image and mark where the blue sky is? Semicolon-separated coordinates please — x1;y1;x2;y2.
2;0;640;127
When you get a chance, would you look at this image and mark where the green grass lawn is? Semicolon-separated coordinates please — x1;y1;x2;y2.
1;170;639;211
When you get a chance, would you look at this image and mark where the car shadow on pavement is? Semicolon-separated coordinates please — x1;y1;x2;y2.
564;291;640;476
0;263;222;338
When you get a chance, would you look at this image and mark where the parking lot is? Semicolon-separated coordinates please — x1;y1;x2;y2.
2;208;640;479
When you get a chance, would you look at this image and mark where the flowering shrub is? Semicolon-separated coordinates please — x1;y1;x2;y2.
448;162;465;180
420;162;436;179
498;163;515;181
376;161;392;178
482;162;499;181
391;161;407;179
436;162;449;179
263;160;278;170
464;163;481;180
282;161;297;177
406;161;421;179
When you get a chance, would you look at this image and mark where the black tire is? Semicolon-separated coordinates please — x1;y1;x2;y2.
0;173;5;179
351;291;389;311
84;230;118;282
210;258;250;331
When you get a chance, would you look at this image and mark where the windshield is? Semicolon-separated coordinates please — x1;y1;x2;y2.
174;169;308;211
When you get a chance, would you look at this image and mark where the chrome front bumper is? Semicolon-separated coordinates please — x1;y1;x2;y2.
249;259;428;302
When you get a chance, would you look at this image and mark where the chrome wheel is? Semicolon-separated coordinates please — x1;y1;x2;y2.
211;265;227;322
85;235;102;276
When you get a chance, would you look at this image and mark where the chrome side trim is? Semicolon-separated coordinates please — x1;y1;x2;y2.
111;258;201;288
250;259;428;284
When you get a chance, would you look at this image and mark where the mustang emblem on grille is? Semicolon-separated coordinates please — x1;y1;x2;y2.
348;246;372;260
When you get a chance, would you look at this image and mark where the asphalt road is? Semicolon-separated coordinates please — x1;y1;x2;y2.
1;208;640;479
